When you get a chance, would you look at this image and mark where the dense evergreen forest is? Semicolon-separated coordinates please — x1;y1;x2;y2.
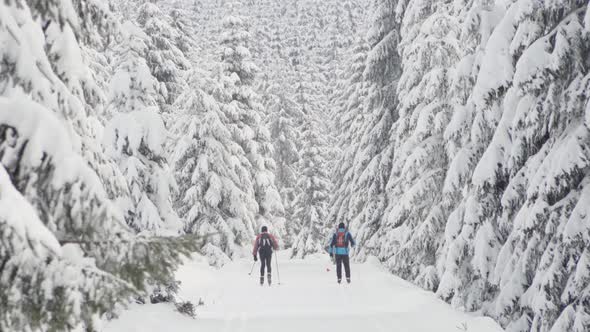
1;1;589;331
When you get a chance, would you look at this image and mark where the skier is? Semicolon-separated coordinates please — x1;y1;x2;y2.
252;226;279;285
329;222;356;284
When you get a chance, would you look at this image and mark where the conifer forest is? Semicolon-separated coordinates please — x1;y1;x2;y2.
0;1;589;331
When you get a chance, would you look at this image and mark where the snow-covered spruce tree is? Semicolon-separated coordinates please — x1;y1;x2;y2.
71;0;118;50
182;0;370;244
0;1;196;329
328;0;402;256
297;1;331;122
218;13;285;237
471;2;589;331
348;0;590;331
0;99;132;332
136;2;190;107
0;162;110;332
331;36;369;141
184;0;225;69
0;97;196;331
291;116;332;258
104;20;182;235
327;15;371;226
39;0;130;203
375;0;461;287
172;70;258;262
68;0;118;109
153;0;203;67
433;0;509;314
246;0;277;72
323;0;361;102
249;1;302;244
329;37;370;240
265;83;303;247
168;5;199;59
432;2;590;330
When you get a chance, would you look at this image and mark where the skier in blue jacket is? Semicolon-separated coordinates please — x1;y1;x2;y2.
329;222;356;284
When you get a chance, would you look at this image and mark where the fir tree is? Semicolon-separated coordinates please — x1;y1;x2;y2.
329;0;402;258
291;116;332;258
218;13;285;237
0;1;197;329
103;21;182;235
265;86;303;246
173;71;258;260
377;0;461;286
136;2;190;107
333;1;590;331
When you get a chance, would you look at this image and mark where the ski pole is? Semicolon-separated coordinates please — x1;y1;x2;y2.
274;251;281;285
248;261;256;275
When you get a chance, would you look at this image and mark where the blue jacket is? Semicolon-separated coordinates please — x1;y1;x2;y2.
330;228;356;255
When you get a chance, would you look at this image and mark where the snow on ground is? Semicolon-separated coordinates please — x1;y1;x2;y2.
102;252;504;332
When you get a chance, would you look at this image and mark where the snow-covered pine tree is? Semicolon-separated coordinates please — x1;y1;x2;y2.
180;0;370;244
0;98;196;331
0;162;74;331
434;0;509;314
265;82;303;247
471;2;590;331
185;0;225;69
69;0;118;111
41;0;130;203
136;2;190;108
375;0;461;287
103;20;182;235
218;11;285;238
168;4;199;58
0;99;135;331
329;0;402;257
252;2;303;245
435;3;590;329
328;35;370;244
172;70;258;261
0;1;196;329
337;0;590;331
331;36;369;140
291;115;332;258
323;0;357;102
71;0;118;49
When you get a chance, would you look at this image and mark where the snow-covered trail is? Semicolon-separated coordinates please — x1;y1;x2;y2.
103;252;504;332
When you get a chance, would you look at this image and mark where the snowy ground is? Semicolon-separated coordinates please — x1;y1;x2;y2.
102;252;504;332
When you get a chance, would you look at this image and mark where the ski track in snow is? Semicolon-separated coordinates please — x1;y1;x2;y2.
102;252;504;332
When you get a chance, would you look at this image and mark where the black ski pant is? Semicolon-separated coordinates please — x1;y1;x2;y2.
260;251;272;276
335;254;350;280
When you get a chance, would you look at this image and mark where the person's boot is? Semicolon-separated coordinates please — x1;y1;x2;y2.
260;275;264;286
337;279;342;284
347;278;351;284
267;273;272;286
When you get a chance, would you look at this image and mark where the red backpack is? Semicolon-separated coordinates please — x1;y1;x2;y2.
335;230;347;248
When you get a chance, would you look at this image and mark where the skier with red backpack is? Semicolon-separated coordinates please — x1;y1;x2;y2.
329;222;356;284
253;226;279;286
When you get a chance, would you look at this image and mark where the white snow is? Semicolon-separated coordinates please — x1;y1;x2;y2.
0;97;103;190
0;165;61;256
103;252;504;332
